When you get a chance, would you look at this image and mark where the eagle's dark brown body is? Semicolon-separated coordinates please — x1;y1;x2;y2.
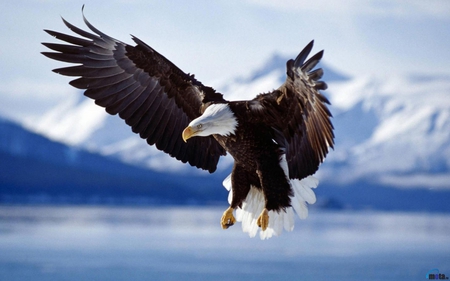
215;103;292;212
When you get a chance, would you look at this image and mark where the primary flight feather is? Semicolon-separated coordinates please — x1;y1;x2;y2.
42;8;334;239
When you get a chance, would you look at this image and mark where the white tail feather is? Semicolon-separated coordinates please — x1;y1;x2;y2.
222;174;232;192
221;154;319;240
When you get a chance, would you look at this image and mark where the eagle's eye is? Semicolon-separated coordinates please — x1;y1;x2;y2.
197;124;203;129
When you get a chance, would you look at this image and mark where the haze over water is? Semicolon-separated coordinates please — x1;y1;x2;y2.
0;206;448;281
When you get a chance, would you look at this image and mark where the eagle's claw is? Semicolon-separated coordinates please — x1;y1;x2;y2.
221;207;236;229
257;208;269;231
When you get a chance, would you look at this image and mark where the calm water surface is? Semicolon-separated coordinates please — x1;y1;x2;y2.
0;205;448;281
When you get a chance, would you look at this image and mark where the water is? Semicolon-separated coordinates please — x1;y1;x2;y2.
0;205;448;281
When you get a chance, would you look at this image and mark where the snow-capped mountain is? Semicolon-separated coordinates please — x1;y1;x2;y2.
4;52;450;192
322;74;450;189
1;53;449;211
25;54;450;191
222;62;450;191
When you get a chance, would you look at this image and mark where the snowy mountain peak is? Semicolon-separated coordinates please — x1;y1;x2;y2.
33;94;108;146
323;74;450;188
234;53;350;85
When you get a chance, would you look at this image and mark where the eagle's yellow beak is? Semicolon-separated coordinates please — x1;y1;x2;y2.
182;126;195;142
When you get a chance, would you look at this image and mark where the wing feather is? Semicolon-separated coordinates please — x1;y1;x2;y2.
97;83;141;108
42;11;226;172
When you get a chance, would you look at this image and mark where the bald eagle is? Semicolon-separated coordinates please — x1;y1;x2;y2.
42;10;334;239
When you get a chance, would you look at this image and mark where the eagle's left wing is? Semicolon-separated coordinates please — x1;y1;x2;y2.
250;41;334;180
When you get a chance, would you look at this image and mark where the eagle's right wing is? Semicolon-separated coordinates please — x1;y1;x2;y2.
42;10;226;173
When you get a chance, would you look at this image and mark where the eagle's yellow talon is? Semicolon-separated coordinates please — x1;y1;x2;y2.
257;208;269;231
221;207;236;229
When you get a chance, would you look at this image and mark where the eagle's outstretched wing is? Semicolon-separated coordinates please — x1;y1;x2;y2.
250;41;334;180
42;11;226;173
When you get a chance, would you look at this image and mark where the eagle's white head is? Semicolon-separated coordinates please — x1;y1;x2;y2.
182;103;238;142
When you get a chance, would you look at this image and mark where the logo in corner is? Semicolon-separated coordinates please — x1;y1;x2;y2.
426;269;449;280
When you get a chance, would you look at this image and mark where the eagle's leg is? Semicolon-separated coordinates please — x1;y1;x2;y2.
256;162;292;231
256;208;269;231
221;206;236;229
221;163;251;230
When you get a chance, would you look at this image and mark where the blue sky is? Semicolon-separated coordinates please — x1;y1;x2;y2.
1;0;450;124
